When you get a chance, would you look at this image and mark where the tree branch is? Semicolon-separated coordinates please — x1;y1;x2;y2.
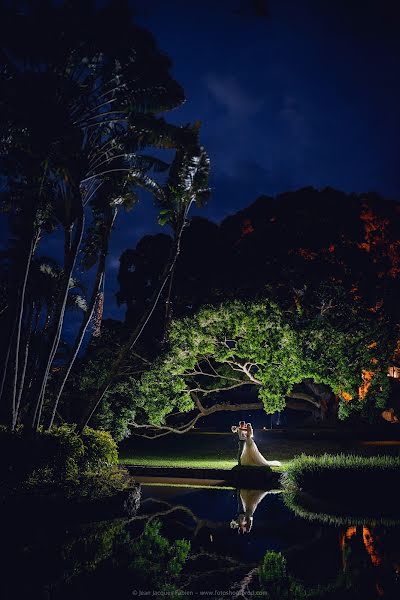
189;381;256;395
130;400;264;438
129;387;322;438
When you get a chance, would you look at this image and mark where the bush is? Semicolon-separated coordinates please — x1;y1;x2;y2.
46;424;85;482
0;424;119;490
80;427;118;474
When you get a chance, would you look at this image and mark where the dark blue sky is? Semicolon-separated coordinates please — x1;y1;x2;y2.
137;0;400;216
101;0;400;320
5;0;396;328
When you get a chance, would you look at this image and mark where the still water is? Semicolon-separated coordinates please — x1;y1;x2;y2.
1;485;399;599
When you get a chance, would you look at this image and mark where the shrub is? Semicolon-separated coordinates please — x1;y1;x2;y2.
45;424;85;482
0;425;120;491
80;427;118;474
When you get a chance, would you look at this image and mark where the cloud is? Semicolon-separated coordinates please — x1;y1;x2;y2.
279;95;308;142
109;257;120;271
206;73;263;117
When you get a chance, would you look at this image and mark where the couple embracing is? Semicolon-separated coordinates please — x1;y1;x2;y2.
230;421;281;535
231;421;281;467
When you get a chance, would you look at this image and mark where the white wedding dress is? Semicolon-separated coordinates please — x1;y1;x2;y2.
240;424;281;467
234;489;282;533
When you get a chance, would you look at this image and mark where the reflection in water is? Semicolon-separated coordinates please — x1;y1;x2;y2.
339;525;400;598
231;489;277;534
1;486;400;599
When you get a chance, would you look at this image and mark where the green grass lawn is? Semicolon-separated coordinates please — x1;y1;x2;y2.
118;431;400;473
121;456;238;469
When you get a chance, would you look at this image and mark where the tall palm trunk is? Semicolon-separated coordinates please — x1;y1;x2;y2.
32;208;85;430
78;214;187;432
0;316;16;406
162;262;176;343
11;231;38;430
46;212;115;429
14;302;34;427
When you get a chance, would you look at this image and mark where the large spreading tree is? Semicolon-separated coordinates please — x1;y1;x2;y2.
106;288;394;438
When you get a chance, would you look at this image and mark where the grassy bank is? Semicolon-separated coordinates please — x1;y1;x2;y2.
282;454;400;521
120;456;237;469
119;432;400;473
282;453;400;491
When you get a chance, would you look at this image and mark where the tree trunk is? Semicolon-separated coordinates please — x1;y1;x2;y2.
0;317;16;408
78;219;186;432
162;262;176;343
31;207;85;430
46;212;115;429
14;302;34;427
11;231;38;430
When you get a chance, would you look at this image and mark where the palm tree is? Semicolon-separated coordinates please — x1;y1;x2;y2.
79;137;211;431
10;257;87;428
0;1;187;430
159;141;211;337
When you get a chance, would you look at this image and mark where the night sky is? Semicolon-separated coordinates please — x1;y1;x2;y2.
10;0;400;326
99;0;400;321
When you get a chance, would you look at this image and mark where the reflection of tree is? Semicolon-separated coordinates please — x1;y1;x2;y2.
136;490;278;536
4;515;191;598
60;520;127;581
340;525;400;598
1;519;128;598
237;557;334;599
132;497;258;591
130;519;190;595
132;496;226;535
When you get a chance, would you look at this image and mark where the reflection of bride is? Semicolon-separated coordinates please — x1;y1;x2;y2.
239;489;268;533
240;423;281;467
231;489;280;534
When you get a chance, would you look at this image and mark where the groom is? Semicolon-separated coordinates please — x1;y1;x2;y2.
231;421;247;466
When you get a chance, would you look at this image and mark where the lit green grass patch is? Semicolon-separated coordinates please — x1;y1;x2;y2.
120;455;236;469
119;435;400;475
119;454;288;472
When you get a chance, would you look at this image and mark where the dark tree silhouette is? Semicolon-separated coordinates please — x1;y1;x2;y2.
0;0;197;430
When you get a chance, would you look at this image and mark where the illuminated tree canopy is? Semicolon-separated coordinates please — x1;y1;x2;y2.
126;293;393;437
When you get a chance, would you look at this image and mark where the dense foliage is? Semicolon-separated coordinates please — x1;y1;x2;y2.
0;424;118;489
118;188;400;333
0;0;207;432
122;292;393;433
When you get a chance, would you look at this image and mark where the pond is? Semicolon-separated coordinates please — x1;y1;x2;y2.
1;484;400;599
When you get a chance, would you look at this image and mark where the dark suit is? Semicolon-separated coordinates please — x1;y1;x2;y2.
237;429;247;465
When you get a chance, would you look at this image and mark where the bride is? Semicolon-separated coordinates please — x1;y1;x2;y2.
240;423;281;467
